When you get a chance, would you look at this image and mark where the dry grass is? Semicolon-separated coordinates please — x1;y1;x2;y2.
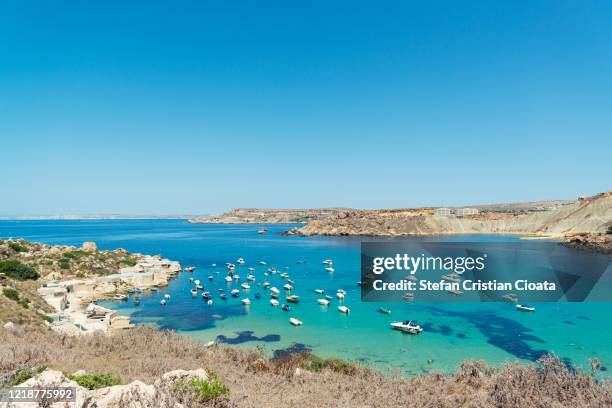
0;326;610;407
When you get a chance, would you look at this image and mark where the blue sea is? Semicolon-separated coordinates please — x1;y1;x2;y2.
1;219;610;377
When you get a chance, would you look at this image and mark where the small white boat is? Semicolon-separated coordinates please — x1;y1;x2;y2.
194;280;201;286
289;317;303;326
270;299;280;307
241;282;250;290
270;287;280;295
247;274;255;281
160;299;166;305
391;320;423;334
317;298;330;306
263;281;270;288
212;263;217;267
249;267;255;272
314;289;325;294
337;289;346;294
338;305;350;314
257;229;267;235
503;294;518;303
233;275;240;281
225;276;233;282
283;284;293;291
322;260;333;265
189;277;194;282
114;294;128;301
184;266;196;272
227;263;236;270
325;267;335;272
207;275;213;280
190;289;197;296
241;298;251;305
237;258;245;265
516;304;535;312
196;285;204;290
259;261;267;265
231;289;240;297
336;292;345;300
164;294;171;299
207;299;213;306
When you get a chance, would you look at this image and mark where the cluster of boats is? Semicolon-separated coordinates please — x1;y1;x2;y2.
148;259;435;334
178;258;359;326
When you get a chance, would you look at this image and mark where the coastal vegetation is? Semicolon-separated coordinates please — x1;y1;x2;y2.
68;372;122;389
0;259;39;280
2;287;19;301
0;326;609;407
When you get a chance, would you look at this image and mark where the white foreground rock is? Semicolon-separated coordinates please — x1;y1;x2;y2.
6;368;213;408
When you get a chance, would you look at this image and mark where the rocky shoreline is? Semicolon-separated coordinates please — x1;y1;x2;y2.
563;233;612;255
188;207;351;224
0;238;181;335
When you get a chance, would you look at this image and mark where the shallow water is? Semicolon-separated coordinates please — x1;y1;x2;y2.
1;220;610;376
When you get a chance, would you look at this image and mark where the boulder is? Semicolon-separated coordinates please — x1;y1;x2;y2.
3;321;15;330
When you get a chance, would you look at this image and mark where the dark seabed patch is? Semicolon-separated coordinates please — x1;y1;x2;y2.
564;320;574;325
130;303;247;331
422;323;453;336
425;306;549;361
576;316;591;320
456;333;467;339
272;342;312;359
216;330;280;344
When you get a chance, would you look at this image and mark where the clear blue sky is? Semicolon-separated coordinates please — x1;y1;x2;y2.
1;1;611;215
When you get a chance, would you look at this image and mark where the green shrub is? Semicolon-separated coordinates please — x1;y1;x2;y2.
0;260;39;280
8;241;28;252
181;371;229;403
302;354;356;374
2;287;19;301
40;314;54;323
58;259;70;270
10;369;32;385
63;250;88;259
17;298;30;308
68;373;122;389
120;257;138;267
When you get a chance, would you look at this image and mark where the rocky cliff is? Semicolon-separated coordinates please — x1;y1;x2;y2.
297;191;612;237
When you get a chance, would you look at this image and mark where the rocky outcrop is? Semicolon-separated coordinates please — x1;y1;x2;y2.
188;208;351;224
297;191;612;237
13;368;212;408
563;233;612;255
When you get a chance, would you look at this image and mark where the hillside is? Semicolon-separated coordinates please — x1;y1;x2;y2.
297;191;612;237
1;326;610;407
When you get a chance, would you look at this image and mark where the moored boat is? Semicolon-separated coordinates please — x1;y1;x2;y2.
516;304;535;312
391;320;423;334
286;295;300;303
241;298;251;305
378;307;391;314
289;317;303;326
270;299;280;307
317;298;330;306
338;305;350;314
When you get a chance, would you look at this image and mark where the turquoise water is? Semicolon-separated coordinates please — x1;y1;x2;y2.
1;220;610;376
